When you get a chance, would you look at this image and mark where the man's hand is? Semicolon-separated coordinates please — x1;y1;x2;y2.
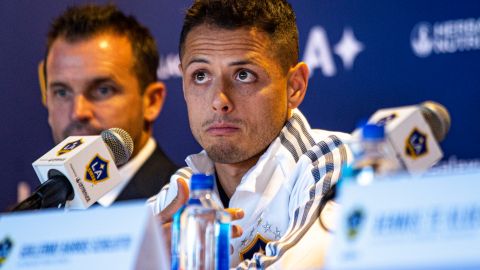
225;208;244;239
158;178;190;223
225;208;245;254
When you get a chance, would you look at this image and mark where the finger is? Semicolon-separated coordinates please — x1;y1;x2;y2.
158;178;190;223
231;224;243;239
162;222;172;252
225;208;244;221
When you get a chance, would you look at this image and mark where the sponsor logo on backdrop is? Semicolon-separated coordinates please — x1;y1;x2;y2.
427;156;480;176
405;128;428;159
84;154;110;184
0;236;13;266
157;53;181;80
411;17;480;57
303;26;364;78
57;139;83;156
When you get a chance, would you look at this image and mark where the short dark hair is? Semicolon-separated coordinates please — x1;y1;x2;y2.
45;4;159;92
179;0;299;73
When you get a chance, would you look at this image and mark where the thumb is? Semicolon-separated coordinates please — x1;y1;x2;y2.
158;178;190;223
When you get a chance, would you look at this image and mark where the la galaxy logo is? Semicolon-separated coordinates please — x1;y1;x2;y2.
346;208;365;241
239;234;269;261
376;113;397;126
57;139;83;156
405;128;428;159
0;237;13;267
85;154;110;184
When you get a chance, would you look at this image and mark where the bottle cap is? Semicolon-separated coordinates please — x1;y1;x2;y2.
190;174;214;191
362;124;385;140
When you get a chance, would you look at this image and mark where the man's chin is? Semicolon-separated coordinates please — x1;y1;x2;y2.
205;144;248;164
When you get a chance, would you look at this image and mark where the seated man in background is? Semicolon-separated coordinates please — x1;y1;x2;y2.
149;0;352;268
42;4;178;205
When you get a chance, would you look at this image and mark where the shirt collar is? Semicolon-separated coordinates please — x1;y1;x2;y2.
97;137;157;207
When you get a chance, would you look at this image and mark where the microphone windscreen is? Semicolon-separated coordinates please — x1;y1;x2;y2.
101;128;134;166
420;101;451;142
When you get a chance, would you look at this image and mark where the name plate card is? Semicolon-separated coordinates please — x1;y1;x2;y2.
0;201;168;270
326;170;480;270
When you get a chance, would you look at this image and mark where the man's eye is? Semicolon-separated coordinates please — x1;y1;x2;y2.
235;70;256;83
193;71;210;84
52;88;70;99
92;86;115;99
98;87;112;95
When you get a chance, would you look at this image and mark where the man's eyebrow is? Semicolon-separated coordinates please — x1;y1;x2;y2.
185;57;209;69
88;77;115;87
184;57;258;69
48;81;69;89
229;60;255;66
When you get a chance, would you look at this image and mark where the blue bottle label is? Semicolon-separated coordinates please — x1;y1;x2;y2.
171;205;185;270
216;222;230;270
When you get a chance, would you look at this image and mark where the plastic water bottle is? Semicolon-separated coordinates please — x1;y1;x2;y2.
343;124;400;185
171;174;231;270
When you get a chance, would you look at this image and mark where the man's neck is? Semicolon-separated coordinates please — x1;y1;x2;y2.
211;115;291;198
214;154;262;198
132;130;151;158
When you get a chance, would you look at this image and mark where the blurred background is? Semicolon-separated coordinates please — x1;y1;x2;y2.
1;0;479;210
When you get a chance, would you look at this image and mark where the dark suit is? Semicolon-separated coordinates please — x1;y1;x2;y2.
115;145;178;201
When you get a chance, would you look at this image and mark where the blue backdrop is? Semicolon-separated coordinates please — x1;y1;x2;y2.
1;0;479;210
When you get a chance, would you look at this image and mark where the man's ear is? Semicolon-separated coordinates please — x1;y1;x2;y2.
38;61;47;107
286;62;309;110
143;82;166;122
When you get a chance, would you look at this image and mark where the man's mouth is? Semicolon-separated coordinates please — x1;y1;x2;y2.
206;123;240;136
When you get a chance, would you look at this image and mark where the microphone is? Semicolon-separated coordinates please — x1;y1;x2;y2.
362;101;451;173
317;101;450;231
12;128;133;211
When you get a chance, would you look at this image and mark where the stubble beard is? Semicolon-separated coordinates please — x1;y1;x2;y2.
198;122;284;164
193;108;288;164
205;142;247;164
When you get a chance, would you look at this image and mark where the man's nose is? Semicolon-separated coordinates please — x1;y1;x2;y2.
211;79;234;114
71;95;94;121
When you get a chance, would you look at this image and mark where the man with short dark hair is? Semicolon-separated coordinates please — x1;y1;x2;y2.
149;0;351;268
43;4;178;205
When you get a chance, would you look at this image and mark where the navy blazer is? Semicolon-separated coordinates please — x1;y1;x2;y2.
115;145;178;202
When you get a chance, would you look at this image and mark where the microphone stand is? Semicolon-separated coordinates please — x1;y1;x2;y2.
12;175;74;212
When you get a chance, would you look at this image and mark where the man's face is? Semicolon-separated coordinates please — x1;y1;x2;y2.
181;25;290;164
45;33;147;157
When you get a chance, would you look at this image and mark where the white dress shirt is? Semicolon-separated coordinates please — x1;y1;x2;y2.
98;137;156;207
